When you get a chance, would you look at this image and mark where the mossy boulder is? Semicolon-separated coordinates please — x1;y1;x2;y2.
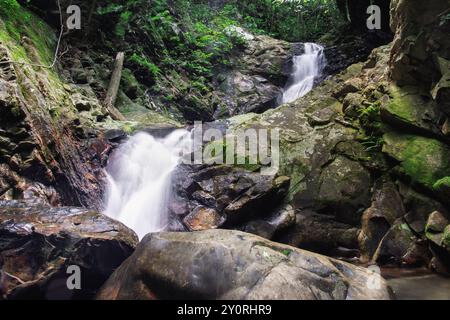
433;177;450;201
381;85;442;137
443;226;450;248
382;132;450;191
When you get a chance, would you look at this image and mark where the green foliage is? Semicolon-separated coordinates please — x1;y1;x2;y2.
357;102;383;152
439;12;450;27
0;0;20;16
230;0;343;42
433;176;450;192
115;11;132;39
0;0;54;65
92;0;345;120
129;53;160;79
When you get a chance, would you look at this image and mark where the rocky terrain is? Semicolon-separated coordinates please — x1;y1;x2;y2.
0;0;449;300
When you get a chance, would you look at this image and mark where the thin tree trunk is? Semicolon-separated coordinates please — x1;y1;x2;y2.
104;52;126;121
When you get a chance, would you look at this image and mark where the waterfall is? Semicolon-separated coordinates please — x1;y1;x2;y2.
103;130;192;240
282;43;326;104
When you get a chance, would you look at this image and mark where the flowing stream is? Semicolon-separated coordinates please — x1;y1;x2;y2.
103;130;192;240
282;43;326;104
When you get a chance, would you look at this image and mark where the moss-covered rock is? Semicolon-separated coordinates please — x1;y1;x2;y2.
382;132;450;190
381;85;443;137
443;226;450;248
433;176;450;201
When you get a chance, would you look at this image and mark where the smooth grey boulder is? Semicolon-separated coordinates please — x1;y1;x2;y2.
97;229;392;300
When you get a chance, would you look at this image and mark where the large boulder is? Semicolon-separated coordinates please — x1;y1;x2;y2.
359;181;406;263
372;219;430;267
279;209;360;256
382;132;450;193
169;164;290;232
389;0;450;88
97;230;392;300
216;31;292;117
0;200;138;299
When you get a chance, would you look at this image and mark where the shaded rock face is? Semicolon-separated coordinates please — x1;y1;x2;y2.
0;200;138;299
214;33;292;117
425;211;450;272
359;181;405;263
0;31;116;209
390;0;450;89
168;164;290;234
279;209;360;257
97;230;392;300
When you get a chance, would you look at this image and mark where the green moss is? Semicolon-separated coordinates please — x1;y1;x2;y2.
433;177;450;190
433;176;450;202
0;2;55;66
383;132;450;189
254;241;293;257
443;226;450;248
386;85;419;123
129;53;160;79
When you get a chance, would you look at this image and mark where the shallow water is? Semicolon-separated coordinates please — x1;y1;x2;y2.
383;268;450;300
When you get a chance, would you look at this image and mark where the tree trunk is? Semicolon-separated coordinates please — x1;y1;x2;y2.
104;52;126;121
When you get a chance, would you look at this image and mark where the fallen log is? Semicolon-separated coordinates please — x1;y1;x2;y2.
104;52;126;121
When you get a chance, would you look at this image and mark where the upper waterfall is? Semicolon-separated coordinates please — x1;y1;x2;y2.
103;130;192;240
282;43;326;104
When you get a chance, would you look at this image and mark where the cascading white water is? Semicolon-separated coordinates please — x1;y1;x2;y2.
282;43;326;104
103;130;192;240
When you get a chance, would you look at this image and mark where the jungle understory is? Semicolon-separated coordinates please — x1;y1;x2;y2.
0;0;450;300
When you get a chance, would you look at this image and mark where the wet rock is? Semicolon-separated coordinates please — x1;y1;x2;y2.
279;209;359;255
373;219;429;267
425;211;450;256
223;175;290;226
398;182;448;234
22;182;60;206
426;211;449;234
432;58;450;116
242;204;295;240
183;206;225;231
97;230;392;300
315;156;372;225
215;31;292;116
241;220;276;240
0;200;138;299
169;164;290;232
359;181;406;263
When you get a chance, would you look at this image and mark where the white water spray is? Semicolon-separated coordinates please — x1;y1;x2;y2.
103;130;192;240
282;43;326;104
